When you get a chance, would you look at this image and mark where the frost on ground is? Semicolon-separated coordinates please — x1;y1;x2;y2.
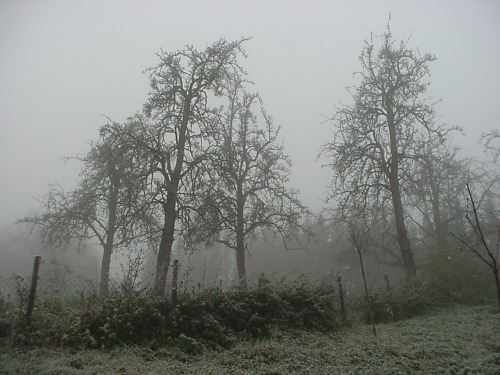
1;305;498;374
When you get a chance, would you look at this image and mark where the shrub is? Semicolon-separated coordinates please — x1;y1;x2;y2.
366;277;432;324
76;284;166;348
0;293;12;338
166;275;339;352
358;252;496;326
427;247;496;306
1;275;341;352
277;276;338;331
167;288;237;350
0;277;78;347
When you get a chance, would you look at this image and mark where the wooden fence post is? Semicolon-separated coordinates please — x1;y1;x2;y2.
383;274;391;292
337;275;347;323
26;255;41;326
171;260;180;306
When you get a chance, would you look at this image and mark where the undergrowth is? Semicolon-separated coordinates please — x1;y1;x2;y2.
1;305;498;374
0;273;495;354
0;275;340;353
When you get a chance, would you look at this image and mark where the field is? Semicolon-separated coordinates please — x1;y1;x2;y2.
1;305;498;374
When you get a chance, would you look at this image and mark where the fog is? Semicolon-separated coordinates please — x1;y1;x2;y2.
0;1;499;289
1;1;499;224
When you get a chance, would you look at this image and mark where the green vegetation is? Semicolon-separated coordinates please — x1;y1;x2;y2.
1;272;498;373
0;276;338;351
1;305;497;374
427;247;496;306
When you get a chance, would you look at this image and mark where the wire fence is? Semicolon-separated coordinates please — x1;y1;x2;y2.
0;257;99;306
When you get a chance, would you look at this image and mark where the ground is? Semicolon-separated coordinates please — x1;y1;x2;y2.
1;305;498;374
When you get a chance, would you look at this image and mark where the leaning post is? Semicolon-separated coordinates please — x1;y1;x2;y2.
337;275;347;323
26;255;41;326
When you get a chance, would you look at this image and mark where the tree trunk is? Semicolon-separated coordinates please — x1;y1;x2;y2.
235;240;246;287
428;169;448;249
387;106;417;280
100;245;112;296
235;184;247;287
494;264;500;313
154;197;176;297
154;97;190;297
100;177;119;296
393;199;417;280
391;185;417;280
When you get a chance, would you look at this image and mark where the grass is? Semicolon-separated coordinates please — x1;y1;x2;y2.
0;305;498;374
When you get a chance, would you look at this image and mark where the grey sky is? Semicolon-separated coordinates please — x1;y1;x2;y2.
1;0;499;228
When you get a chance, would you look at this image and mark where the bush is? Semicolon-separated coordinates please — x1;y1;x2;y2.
365;277;432;324
0;279;78;347
427;247;496;306
167;288;237;350
1;275;341;352
76;284;166;348
277;276;338;331
0;293;12;338
166;276;339;351
358;247;497;326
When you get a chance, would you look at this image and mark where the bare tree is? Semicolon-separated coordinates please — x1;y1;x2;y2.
107;39;249;297
345;219;377;336
481;129;500;164
321;23;455;280
407;141;471;251
451;183;500;312
20;129;155;296
189;82;309;286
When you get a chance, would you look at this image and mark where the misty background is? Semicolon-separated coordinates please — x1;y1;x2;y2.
0;1;499;292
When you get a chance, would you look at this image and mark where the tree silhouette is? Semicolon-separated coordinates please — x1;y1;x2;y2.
189;81;308;285
321;23;456;280
106;39;249;296
20;129;154;295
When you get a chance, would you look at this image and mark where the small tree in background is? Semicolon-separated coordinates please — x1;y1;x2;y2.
344;216;377;336
451;183;500;312
481;129;500;164
407;140;471;251
19;130;155;296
